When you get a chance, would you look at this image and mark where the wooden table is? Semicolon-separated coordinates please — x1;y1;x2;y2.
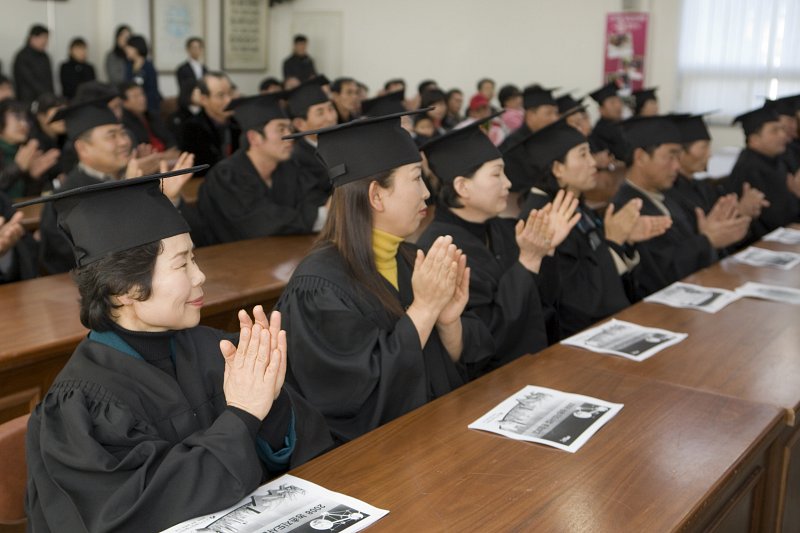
292;355;784;532
534;237;800;532
0;234;313;423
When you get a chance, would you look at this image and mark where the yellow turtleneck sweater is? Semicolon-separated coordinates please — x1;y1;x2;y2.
372;227;403;290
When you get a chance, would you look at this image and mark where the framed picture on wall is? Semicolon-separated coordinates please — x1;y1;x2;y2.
150;0;206;73
221;0;269;71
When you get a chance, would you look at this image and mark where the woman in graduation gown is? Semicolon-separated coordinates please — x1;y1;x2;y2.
519;119;670;338
416;116;579;375
22;168;332;533
277;110;494;444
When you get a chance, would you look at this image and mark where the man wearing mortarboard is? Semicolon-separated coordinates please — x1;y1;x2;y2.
588;81;628;161
723;105;800;241
286;76;337;197
40;98;195;274
197;93;328;245
631;87;659;116
612;115;750;299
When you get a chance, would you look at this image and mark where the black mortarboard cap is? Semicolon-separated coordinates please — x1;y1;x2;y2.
674;113;712;143
620;115;682;148
632;87;658;114
283;109;425;187
225;93;288;131
556;93;585;115
50;97;119;140
523;118;588;171
732;106;780;136
286;77;330;118
763;97;796;117
522;85;558;109
14;166;206;267
588;82;619;105
361;90;406;117
420;112;503;183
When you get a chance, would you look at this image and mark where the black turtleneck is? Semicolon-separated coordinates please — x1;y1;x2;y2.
110;322;177;379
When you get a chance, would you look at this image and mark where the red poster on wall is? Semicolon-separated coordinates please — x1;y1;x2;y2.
603;12;649;94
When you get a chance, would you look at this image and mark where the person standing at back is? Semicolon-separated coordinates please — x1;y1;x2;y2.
13;25;54;105
282;34;317;84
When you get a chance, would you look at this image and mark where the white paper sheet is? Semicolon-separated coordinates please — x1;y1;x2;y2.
468;385;623;453
735;282;800;306
162;475;388;533
732;247;800;270
644;282;740;313
561;319;688;361
762;227;800;245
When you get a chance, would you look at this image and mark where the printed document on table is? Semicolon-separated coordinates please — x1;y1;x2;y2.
561;319;687;361
162;474;388;533
732;247;800;270
644;282;740;313
469;385;623;453
735;282;800;306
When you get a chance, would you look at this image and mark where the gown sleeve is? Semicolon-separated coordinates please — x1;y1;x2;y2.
277;275;432;443
26;382;265;533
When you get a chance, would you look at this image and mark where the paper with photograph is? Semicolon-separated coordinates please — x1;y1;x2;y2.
735;282;800;306
732;247;800;270
561;319;688;361
469;385;623;453
162;475;387;533
762;227;800;245
644;282;740;313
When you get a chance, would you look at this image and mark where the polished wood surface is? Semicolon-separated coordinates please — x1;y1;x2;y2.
292;355;784;532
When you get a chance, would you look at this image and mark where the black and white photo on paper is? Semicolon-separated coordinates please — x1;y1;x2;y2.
561;319;688;361
732;246;800;270
644;282;740;313
735;282;800;306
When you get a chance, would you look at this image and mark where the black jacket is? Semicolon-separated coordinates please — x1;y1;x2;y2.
282;54;316;82
175;60;207;110
178;111;240;175
59;59;96;100
13;45;54;104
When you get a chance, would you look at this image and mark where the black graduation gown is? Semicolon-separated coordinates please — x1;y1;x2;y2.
724;148;800;241
276;243;493;444
39;167;102;274
197;149;324;245
520;194;633;338
665;173;722;233
291;137;332;197
782;138;800;174
0;191;38;283
26;326;333;533
499;123;535;192
589;117;628;161
612;181;715;300
178;111;240;176
416;207;548;375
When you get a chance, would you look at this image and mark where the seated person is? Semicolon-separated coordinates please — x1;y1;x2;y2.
119;81;177;155
0;190;38;282
613;115;750;299
23;169;333;532
197;93;328;244
277;110;493;444
418;115;577;372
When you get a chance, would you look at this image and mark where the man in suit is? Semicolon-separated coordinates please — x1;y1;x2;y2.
175;37;207;112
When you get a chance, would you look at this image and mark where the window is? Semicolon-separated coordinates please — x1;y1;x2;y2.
677;0;800;120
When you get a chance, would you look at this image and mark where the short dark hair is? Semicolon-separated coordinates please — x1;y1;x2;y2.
197;71;229;96
498;84;521;106
445;88;463;101
331;77;356;94
417;80;438;96
29;25;49;38
126;35;148;58
0;74;14;87
420;89;446;108
72;240;162;331
294;34;308;44
185;36;203;49
259;77;282;92
70;37;87;49
0;100;28;132
436;162;483;208
477;78;495;91
384;78;405;91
